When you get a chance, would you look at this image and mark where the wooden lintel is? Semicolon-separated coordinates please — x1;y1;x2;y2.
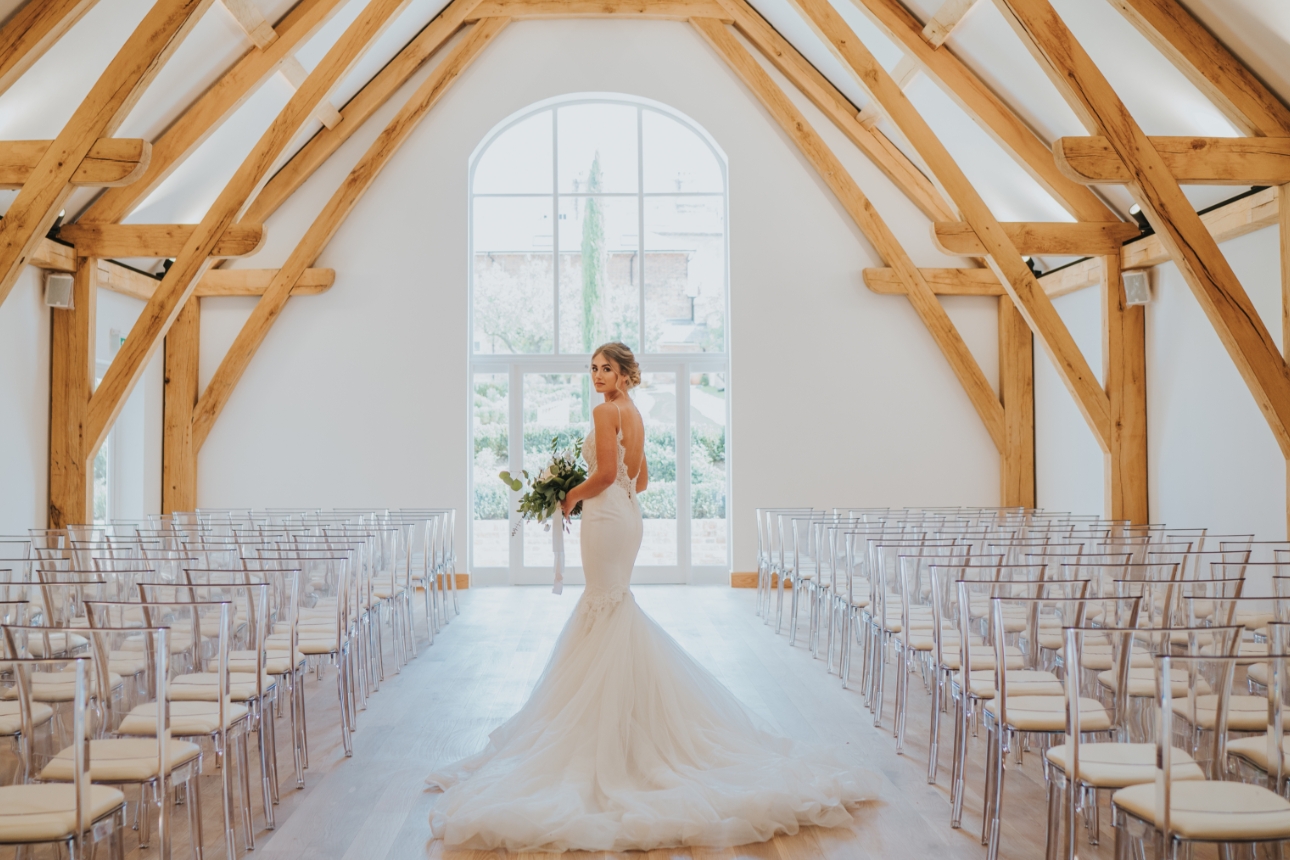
196;267;335;296
1056;136;1290;185
0;138;150;188
57;223;266;258
863;267;1003;296
1035;186;1281;295
466;0;727;17
932;220;1140;256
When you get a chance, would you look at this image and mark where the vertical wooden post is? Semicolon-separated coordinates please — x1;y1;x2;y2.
1281;184;1290;537
162;297;199;514
999;294;1035;507
1102;254;1149;523
48;257;97;527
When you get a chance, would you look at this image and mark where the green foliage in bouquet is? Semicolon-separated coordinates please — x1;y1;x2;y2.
500;437;588;531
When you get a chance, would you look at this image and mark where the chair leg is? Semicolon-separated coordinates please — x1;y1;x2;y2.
238;733;255;851
928;670;942;784
219;731;236;860
256;699;275;829
986;727;1008;860
981;724;998;844
951;694;968;828
187;774;204;860
1044;772;1062;860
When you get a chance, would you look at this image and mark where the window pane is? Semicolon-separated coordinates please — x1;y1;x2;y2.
636;372;677;565
644;196;725;353
473;110;552;194
558;196;639;353
690;371;727;566
473;373;510;567
642;109;724;193
473;197;554;354
557;103;638;194
522;373;591;567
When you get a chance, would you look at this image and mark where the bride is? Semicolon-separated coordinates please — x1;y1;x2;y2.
427;342;877;852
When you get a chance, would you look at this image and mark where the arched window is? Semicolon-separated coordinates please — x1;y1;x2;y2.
470;94;729;584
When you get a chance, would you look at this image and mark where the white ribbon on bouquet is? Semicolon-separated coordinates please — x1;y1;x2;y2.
551;518;564;594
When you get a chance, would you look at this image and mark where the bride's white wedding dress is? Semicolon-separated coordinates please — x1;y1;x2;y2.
427;418;878;852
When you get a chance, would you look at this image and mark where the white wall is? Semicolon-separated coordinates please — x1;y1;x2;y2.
0;267;49;535
1033;223;1287;540
199;19;1001;576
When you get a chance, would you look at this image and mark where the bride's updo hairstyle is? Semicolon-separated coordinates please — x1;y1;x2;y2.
593;342;641;391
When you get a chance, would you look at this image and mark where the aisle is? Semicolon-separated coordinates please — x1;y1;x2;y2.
249;586;1092;860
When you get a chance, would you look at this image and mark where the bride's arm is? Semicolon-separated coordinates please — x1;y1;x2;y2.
561;404;617;515
635;455;648;494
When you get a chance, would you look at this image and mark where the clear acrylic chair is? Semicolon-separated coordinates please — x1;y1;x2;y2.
0;656;126;859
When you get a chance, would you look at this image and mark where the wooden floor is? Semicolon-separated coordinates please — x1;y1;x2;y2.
3;587;1124;860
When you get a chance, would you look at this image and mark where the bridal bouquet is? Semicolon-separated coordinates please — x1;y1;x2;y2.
500;438;587;594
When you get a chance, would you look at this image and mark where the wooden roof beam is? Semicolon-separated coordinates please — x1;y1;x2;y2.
85;0;415;457
932;220;1140;256
795;0;1111;448
79;0;349;225
693;16;1006;451
58;223;266;258
1108;0;1290;137
0;0;100;99
193;17;508;449
466;0;727;17
864;267;1003;295
0;138;150;188
922;0;979;48
243;0;482;225
0;0;213;311
845;0;1118;222
995;0;1290;457
715;0;956;222
1057;136;1290;185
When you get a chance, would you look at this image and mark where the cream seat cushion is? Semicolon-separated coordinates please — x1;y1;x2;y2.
297;635;340;655
985;695;1111;732
1227;735;1290;772
1098;666;1210;698
0;783;125;842
1;670;124;703
117;700;250;737
1113;781;1290;841
967;669;1063;699
23;632;87;656
107;651;147;677
1172;694;1267;732
0;699;54;735
40;738;201;782
228;649;302;676
1046;742;1204;788
168;671;275;702
940;644;1025;672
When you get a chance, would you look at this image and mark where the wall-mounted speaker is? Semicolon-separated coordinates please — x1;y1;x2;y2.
44;272;74;309
1123;269;1151;306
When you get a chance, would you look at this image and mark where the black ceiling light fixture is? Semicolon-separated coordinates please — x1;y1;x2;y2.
1128;204;1152;234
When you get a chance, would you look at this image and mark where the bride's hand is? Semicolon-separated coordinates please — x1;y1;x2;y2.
560;495;575;519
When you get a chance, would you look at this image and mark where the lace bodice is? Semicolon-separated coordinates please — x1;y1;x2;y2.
583;423;636;500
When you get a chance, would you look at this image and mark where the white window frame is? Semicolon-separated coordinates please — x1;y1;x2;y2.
467;94;731;585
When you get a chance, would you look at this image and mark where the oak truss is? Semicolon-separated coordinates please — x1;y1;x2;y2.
7;0;1288;527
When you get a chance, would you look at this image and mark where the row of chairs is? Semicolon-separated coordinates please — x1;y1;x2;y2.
0;506;457;860
755;507;1290;860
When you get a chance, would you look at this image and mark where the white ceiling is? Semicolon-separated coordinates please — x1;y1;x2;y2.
0;0;1284;267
